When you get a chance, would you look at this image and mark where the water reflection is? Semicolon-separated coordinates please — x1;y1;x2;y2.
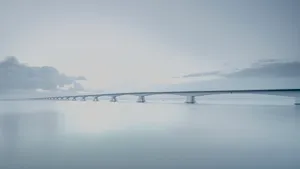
0;101;299;169
59;101;186;134
0;111;65;159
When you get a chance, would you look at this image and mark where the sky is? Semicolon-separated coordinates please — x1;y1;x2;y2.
0;0;299;91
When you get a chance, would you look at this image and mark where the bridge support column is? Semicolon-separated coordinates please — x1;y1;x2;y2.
295;97;300;105
72;97;77;101
185;96;196;104
110;96;117;102
137;96;146;103
81;97;86;101
93;97;99;101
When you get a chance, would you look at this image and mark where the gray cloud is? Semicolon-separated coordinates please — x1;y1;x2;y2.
0;56;86;92
181;71;222;78
174;71;222;78
226;61;300;78
179;60;300;79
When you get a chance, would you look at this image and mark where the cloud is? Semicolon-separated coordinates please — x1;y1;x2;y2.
226;61;300;78
179;60;300;79
0;56;86;92
161;60;300;91
175;71;222;78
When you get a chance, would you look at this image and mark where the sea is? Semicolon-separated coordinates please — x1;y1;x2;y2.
0;95;299;169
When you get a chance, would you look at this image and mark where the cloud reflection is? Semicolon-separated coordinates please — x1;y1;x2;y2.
0;111;65;156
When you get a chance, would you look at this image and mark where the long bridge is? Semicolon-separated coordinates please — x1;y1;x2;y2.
12;88;300;105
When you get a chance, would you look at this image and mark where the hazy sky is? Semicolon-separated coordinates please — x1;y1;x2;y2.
1;0;299;90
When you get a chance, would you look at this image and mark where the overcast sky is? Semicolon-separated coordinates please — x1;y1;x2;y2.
1;0;299;90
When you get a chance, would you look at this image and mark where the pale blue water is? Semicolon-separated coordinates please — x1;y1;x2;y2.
0;98;299;169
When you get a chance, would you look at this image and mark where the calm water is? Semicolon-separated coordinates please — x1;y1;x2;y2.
0;98;299;169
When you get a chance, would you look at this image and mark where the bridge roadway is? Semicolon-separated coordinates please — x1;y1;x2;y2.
23;88;300;105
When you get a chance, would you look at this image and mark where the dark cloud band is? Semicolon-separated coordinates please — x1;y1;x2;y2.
226;61;300;78
0;56;86;92
179;60;300;79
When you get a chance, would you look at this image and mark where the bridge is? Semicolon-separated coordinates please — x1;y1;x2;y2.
16;88;300;105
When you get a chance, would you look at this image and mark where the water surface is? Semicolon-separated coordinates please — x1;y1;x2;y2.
0;99;299;169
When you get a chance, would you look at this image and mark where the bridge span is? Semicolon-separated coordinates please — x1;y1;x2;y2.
24;88;300;105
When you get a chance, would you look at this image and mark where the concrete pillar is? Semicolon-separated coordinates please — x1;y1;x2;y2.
137;96;146;103
185;96;196;104
110;96;117;102
81;97;86;101
72;97;77;101
93;97;99;101
295;97;300;105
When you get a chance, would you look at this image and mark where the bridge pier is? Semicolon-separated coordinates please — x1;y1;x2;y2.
72;97;77;101
137;96;146;103
93;97;99;101
110;96;117;102
185;96;196;104
81;97;86;101
295;97;300;105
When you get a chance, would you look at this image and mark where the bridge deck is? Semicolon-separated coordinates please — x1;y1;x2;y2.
3;88;300;101
41;88;300;98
